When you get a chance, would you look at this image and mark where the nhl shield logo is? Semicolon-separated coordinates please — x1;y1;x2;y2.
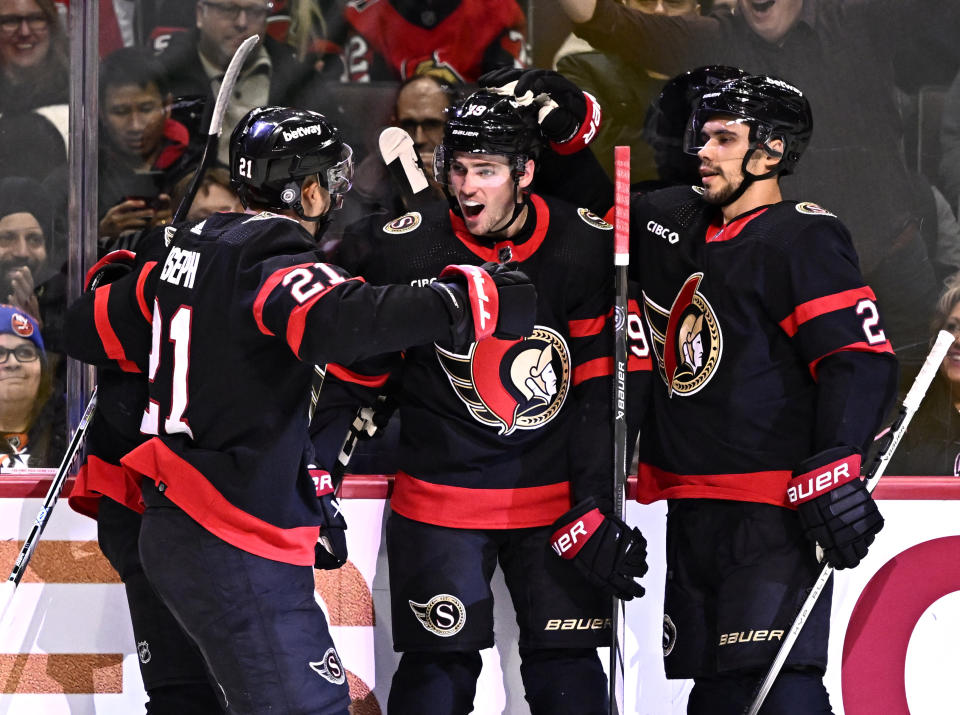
309;647;346;685
137;640;151;664
409;594;467;637
644;272;722;396
435;327;571;435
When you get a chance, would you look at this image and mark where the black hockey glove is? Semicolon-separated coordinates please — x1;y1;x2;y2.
84;249;136;291
550;497;648;600
788;448;884;570
311;467;348;570
428;262;536;349
479;67;600;152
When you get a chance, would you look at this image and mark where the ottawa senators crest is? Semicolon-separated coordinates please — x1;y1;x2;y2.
436;327;570;435
643;272;722;396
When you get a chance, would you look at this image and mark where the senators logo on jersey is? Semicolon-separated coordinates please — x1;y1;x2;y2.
436;326;571;435
644;273;722;396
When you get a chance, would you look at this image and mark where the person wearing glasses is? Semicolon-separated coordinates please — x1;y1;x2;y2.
0;303;62;469
157;0;326;165
0;0;67;116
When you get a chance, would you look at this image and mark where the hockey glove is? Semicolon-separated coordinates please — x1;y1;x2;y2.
84;249;136;291
550;497;648;600
788;448;884;570
479;67;601;154
428;262;536;348
311;467;348;570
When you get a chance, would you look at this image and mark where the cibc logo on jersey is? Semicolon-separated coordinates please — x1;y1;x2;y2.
643;272;722;396
435;326;571;436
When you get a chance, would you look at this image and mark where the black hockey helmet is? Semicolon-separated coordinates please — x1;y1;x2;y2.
683;74;813;176
433;88;542;188
643;65;747;183
229;106;354;220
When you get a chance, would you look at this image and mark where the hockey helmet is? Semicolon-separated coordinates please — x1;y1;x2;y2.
643;65;747;183
433;89;542;187
229;106;354;219
683;74;813;175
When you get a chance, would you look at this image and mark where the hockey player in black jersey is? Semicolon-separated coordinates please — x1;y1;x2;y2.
311;87;648;715
608;75;898;713
64;105;536;715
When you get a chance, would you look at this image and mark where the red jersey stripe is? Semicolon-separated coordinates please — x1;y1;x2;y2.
121;438;319;566
635;462;794;508
327;363;390;388
136;262;157;322
808;340;895;380
779;286;878;336
391;471;571;528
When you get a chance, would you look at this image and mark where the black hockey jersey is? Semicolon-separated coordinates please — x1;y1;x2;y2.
630;187;898;507
320;193;649;528
65;211;466;565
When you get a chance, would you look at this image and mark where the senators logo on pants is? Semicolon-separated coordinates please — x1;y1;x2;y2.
409;594;467;637
436;327;570;435
644;273;722;397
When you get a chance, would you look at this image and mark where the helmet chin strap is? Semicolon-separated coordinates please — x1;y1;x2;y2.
718;148;781;207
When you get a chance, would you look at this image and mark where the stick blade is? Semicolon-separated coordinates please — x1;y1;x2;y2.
379;127;430;195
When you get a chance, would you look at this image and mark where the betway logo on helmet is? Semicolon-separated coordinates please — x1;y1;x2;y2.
765;77;802;96
282;124;325;142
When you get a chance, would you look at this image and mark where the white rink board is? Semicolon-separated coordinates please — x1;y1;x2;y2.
1;497;959;713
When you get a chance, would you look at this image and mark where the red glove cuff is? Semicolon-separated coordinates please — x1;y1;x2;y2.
549;92;602;155
439;264;500;341
84;249;136;291
310;468;335;497
786;453;861;505
550;506;604;559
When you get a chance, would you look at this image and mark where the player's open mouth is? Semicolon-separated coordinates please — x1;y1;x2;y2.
750;0;776;13
461;200;484;218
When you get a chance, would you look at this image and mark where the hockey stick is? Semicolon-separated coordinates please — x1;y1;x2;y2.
744;329;954;715
0;388;98;625
171;34;260;224
610;145;630;715
378;126;432;211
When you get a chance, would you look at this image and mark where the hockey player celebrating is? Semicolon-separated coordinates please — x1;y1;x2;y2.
64;105;536;715
612;75;898;713
313;87;648;715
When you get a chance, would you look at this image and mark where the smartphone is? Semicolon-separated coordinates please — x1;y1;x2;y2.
123;170;166;210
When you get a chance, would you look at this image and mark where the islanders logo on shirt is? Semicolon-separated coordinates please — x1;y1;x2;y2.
435;326;571;435
643;272;722;396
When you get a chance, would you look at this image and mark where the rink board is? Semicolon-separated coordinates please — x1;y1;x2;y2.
0;475;958;714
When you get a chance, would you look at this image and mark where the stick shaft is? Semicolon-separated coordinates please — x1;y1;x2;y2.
610;145;630;715
745;330;954;715
172;34;259;223
0;390;97;624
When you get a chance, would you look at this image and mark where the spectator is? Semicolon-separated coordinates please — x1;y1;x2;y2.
0;0;68;115
0;176;55;320
0;112;66;185
553;0;706;182
558;0;960;365
334;73;459;246
940;67;960;220
338;0;527;83
157;0;327;166
888;277;960;476
98;47;200;251
170;166;244;222
0;303;63;469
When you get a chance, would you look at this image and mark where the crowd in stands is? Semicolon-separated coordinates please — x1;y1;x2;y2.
2;0;960;476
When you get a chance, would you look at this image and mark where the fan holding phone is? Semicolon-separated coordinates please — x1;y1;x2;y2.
97;48;200;251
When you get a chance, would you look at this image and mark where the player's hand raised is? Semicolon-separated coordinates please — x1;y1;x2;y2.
479;68;600;151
